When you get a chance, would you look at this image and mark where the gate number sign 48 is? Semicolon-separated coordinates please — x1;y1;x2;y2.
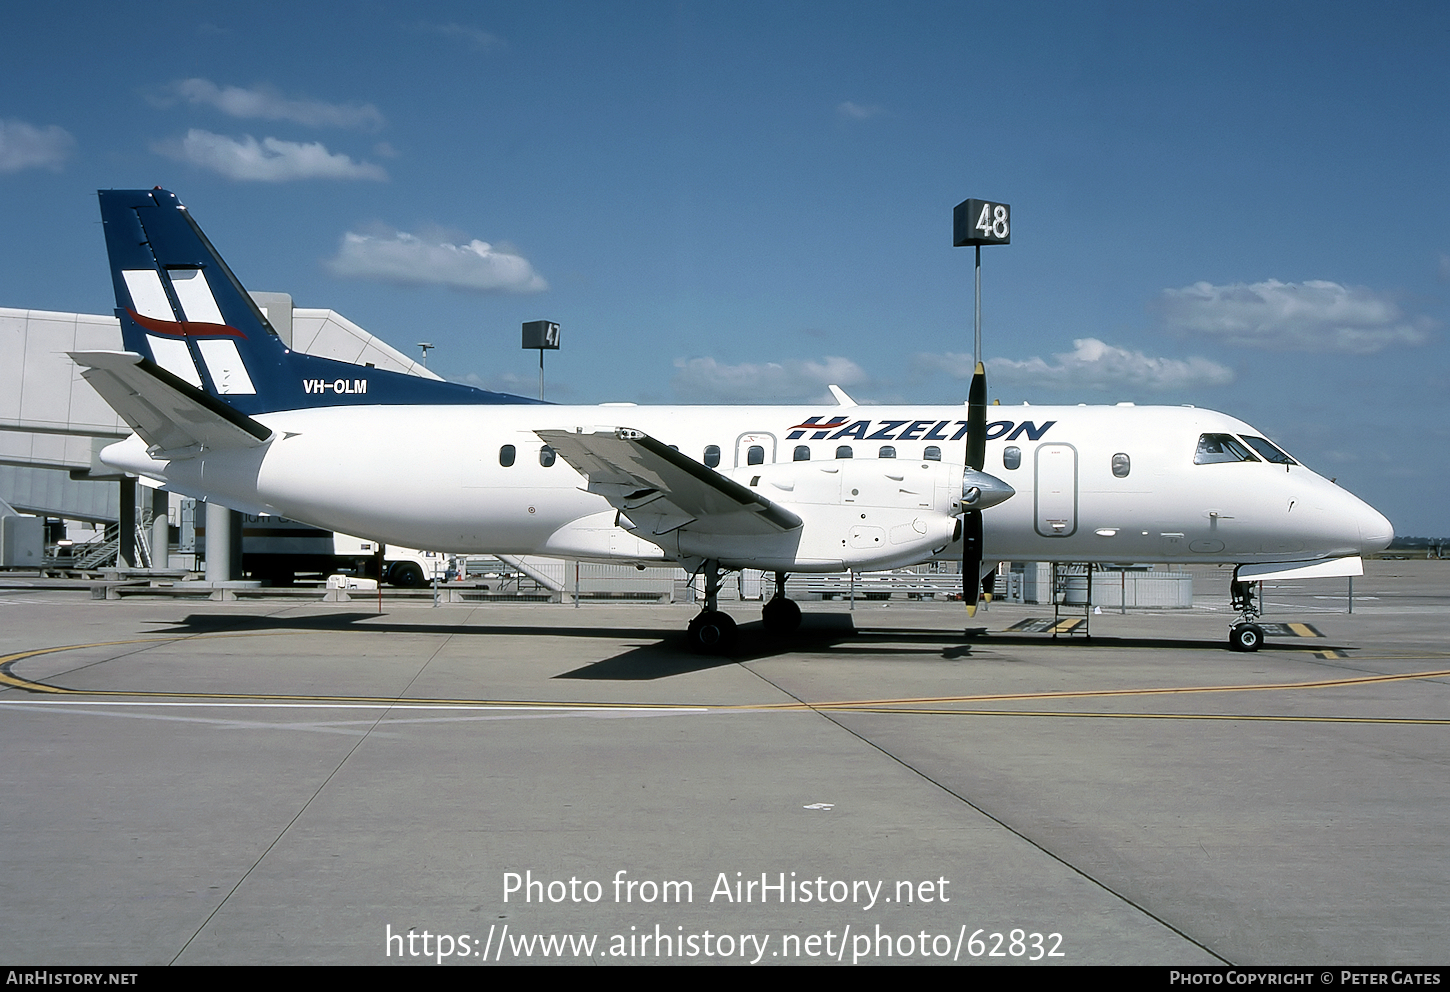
953;199;1011;246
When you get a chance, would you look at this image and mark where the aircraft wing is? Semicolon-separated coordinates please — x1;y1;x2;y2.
69;350;273;457
537;428;802;536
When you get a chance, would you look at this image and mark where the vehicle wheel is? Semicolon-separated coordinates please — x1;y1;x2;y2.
390;563;426;588
687;611;738;654
761;597;801;635
1228;623;1264;652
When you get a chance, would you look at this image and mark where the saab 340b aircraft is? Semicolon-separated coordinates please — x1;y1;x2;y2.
72;188;1393;653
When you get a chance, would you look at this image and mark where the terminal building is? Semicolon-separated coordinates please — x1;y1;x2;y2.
0;295;433;577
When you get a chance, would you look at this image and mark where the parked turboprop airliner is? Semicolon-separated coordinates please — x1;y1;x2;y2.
73;188;1393;652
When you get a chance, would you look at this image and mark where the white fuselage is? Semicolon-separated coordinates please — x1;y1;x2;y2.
102;401;1393;572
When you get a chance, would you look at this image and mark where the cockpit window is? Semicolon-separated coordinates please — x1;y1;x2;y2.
1239;435;1297;465
1194;433;1260;465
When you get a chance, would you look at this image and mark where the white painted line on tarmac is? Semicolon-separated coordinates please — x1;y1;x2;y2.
0;699;708;712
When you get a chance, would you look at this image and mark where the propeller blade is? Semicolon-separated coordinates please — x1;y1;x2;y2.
966;361;987;472
962;510;983;617
964;361;987;616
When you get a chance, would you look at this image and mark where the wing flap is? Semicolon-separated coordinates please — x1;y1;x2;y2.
69;350;272;456
538;428;802;536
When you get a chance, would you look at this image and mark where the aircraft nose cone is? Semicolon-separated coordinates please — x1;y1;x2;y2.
1357;501;1394;554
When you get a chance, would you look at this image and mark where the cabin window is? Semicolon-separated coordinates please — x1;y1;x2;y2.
1003;446;1020;470
499;444;515;467
793;445;810;461
924;446;941;462
704;445;721;468
1239;435;1297;465
747;445;765;465
1112;452;1131;478
836;445;853;459
539;444;556;467
1194;433;1259;465
878;445;896;459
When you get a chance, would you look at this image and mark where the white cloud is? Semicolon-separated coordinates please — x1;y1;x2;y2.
1158;279;1431;354
154;79;385;131
156;130;388;182
916;338;1234;392
416;22;505;50
457;370;571;399
0;119;75;173
325;227;547;293
837;101;884;120
670;356;868;404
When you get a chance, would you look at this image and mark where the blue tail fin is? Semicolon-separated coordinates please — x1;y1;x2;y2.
99;187;541;415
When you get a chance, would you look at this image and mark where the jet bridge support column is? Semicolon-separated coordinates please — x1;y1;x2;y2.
204;501;242;582
150;488;169;571
117;479;136;569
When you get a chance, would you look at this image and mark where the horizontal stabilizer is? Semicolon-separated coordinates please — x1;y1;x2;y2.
1238;557;1364;582
69;350;272;457
537;428;802;536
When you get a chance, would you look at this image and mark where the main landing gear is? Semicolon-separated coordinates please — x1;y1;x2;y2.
762;571;802;635
687;560;737;654
685;565;803;654
1228;571;1265;652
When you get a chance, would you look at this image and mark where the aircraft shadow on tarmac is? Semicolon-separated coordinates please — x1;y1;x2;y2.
136;611;1313;682
142;611;864;680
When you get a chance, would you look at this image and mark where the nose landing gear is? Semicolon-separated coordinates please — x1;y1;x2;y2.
1228;572;1265;652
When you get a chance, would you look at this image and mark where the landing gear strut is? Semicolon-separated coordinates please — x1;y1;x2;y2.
687;559;737;654
1228;570;1265;652
762;571;802;635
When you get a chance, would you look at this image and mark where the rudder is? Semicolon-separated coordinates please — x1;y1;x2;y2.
98;187;539;415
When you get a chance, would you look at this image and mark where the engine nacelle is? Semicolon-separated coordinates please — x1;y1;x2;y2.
665;458;973;571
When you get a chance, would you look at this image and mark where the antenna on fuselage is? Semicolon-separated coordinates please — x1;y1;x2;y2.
953;198;1011;618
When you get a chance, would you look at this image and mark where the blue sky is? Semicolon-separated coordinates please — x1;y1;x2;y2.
2;1;1446;534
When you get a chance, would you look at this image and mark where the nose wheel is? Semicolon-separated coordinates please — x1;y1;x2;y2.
1229;621;1264;652
1228;572;1264;652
